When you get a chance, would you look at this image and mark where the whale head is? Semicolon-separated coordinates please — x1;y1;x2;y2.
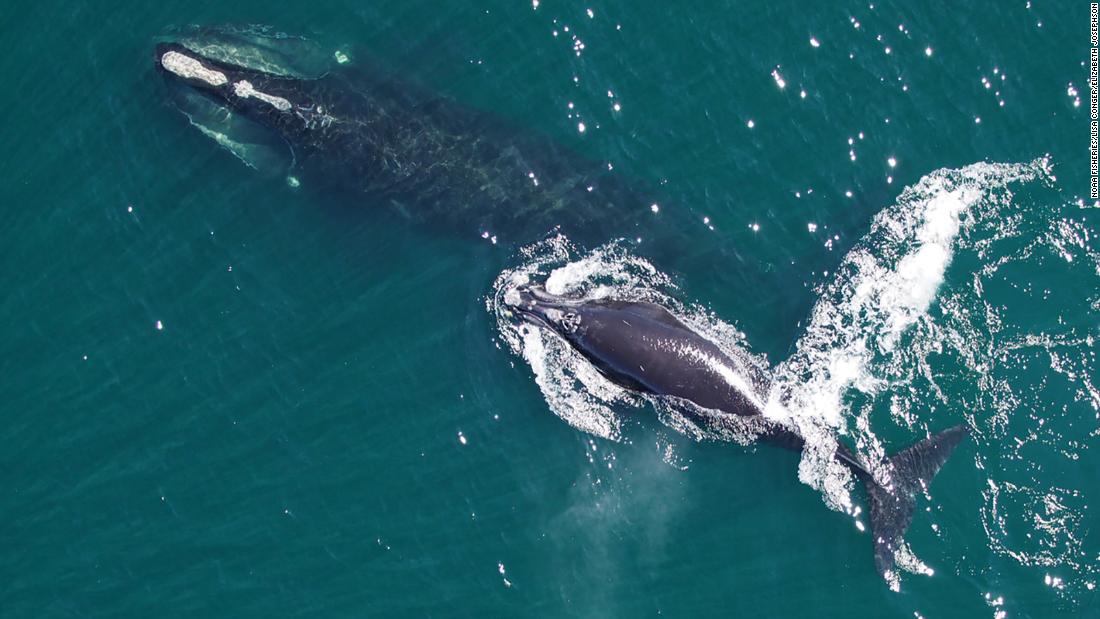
152;32;343;176
506;285;586;339
155;42;302;130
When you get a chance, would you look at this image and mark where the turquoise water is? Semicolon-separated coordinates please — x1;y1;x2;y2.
2;1;1097;617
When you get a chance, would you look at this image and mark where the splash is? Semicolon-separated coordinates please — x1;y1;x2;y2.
489;158;1099;596
488;234;768;444
770;157;1099;597
489;236;650;441
767;159;1054;513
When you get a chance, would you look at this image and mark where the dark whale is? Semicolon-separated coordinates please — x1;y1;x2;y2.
506;284;968;580
154;39;668;247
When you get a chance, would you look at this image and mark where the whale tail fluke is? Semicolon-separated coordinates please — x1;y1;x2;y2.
863;424;969;580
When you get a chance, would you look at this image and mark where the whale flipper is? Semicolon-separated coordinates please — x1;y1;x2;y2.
162;64;295;176
864;424;969;579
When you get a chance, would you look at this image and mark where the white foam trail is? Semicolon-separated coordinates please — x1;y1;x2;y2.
518;322;631;440
768;159;1050;512
489;236;657;440
490;159;1100;595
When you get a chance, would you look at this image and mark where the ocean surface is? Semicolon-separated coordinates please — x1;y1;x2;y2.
2;1;1097;617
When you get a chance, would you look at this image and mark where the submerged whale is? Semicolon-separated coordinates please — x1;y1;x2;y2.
505;284;968;580
154;36;664;245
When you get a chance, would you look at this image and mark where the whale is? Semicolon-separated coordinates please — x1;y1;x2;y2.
153;36;666;246
505;284;968;581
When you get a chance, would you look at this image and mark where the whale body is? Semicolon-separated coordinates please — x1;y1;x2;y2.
506;284;968;580
154;38;656;245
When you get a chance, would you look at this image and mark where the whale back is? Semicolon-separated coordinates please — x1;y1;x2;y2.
565;300;766;418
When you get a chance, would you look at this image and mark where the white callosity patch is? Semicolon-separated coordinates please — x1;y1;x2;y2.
232;80;292;111
171;25;334;79
161;51;228;86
